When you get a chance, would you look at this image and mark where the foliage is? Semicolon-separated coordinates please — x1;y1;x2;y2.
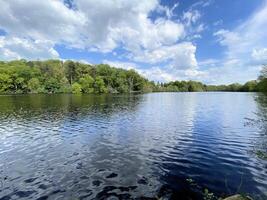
257;65;267;92
27;78;41;93
203;188;217;200
79;75;94;93
94;76;107;93
0;59;150;94
71;82;82;94
255;150;267;160
0;60;266;94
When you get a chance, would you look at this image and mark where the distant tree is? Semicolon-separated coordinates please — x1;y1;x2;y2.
79;75;94;93
71;82;82;94
94;76;107;93
242;80;258;92
0;73;12;93
258;65;267;92
44;78;61;93
64;60;76;85
28;78;41;93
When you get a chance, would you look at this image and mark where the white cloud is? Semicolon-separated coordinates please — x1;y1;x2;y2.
157;3;179;19
103;60;138;70
206;1;267;83
0;0;84;43
102;60;173;82
133;42;197;69
214;1;267;61
213;19;223;26
252;48;267;63
103;60;207;83
0;0;196;63
0;36;59;60
0;0;205;82
182;10;201;27
140;67;176;82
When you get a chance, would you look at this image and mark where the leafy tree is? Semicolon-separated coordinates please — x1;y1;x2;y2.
258;65;267;92
71;82;82;94
0;59;265;94
79;75;94;93
94;76;107;93
44;78;61;93
28;78;41;93
0;73;12;93
242;80;258;92
64;60;76;84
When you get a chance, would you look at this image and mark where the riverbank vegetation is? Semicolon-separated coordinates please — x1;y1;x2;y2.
0;60;266;94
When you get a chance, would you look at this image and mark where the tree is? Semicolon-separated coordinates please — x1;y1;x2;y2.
94;76;107;93
64;60;76;85
242;80;258;92
28;78;41;93
258;65;267;92
79;75;94;93
44;78;61;93
71;82;82;94
0;73;12;93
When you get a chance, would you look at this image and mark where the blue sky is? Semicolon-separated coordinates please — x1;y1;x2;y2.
0;0;267;84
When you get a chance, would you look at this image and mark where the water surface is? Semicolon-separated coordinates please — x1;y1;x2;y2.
0;93;266;200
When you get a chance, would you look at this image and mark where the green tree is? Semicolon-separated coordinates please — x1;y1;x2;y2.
242;80;258;92
79;75;94;93
64;60;76;85
71;82;82;94
44;78;61;93
94;76;107;93
258;65;267;92
0;73;12;93
28;78;41;93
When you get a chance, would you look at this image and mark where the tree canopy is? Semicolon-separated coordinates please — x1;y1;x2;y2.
0;60;266;94
0;60;152;94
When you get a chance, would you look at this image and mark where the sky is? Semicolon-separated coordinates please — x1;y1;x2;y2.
0;0;267;84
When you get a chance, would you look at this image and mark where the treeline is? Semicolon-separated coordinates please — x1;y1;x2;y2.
0;60;266;94
0;60;153;94
154;80;261;92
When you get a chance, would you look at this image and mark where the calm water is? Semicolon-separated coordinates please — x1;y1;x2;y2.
0;93;267;200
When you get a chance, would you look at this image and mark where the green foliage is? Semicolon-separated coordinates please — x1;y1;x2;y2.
0;73;12;93
27;78;41;93
255;150;267;160
44;77;62;93
258;65;267;92
79;75;94;93
94;76;107;93
71;82;82;94
0;59;150;94
203;188;216;200
0;60;266;94
241;80;258;92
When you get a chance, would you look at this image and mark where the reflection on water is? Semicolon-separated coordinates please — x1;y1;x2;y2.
0;93;266;200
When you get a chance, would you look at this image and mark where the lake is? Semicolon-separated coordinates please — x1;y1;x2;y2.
0;93;266;200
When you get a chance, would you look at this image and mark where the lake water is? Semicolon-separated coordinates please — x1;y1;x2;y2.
0;93;266;200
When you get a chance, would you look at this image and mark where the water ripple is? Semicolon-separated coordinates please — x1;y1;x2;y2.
0;93;266;199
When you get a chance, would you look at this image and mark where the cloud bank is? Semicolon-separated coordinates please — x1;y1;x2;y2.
0;0;266;84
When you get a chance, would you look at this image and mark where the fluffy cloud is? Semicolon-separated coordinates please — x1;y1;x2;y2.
206;1;267;84
214;1;267;61
252;48;267;63
0;0;84;43
133;42;197;69
103;60;206;83
0;0;198;70
0;36;58;60
182;10;201;27
0;0;209;83
103;60;138;70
